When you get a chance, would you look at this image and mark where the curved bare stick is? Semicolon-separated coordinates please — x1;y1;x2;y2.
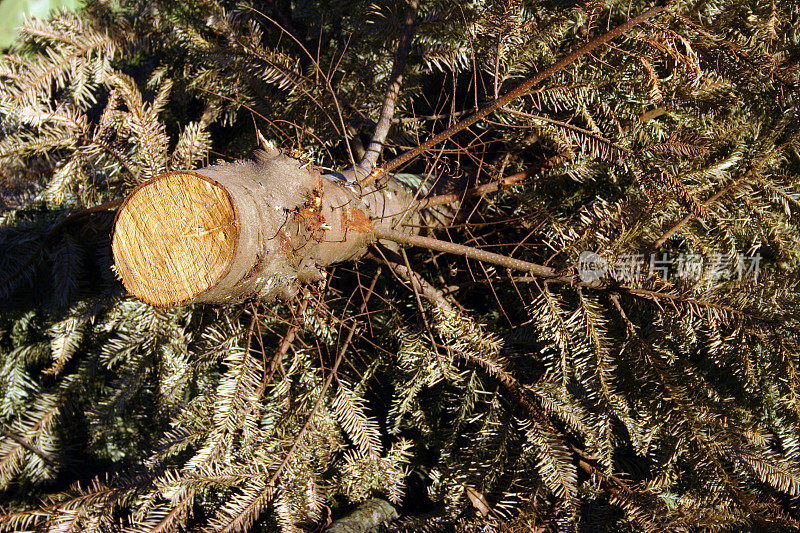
416;170;532;209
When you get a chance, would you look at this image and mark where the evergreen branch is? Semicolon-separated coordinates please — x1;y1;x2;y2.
0;390;70;487
83;134;139;180
131;495;194;533
267;270;381;487
381;257;580;503
360;2;668;185
0;427;58;467
0;199;122;300
333;384;383;458
106;73;169;179
0;475;150;530
651;173;744;251
204;479;273;533
651;130;800;250
7;34;116;108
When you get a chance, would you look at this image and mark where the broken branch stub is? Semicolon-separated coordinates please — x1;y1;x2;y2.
112;147;415;307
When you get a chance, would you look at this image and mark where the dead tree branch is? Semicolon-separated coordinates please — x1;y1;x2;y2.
374;228;561;278
373;228;756;319
416;170;532;209
358;0;420;176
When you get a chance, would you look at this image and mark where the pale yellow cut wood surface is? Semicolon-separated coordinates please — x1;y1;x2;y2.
112;172;238;307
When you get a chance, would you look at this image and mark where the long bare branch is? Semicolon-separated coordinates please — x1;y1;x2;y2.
373;228;757;319
374;228;560;278
358;0;420;175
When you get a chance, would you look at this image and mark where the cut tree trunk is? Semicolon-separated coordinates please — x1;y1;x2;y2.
111;147;416;307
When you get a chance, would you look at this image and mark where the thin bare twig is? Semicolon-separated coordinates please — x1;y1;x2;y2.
503;109;631;157
253;299;309;402
392;109;475;124
416;170;532;209
358;0;420;176
359;3;668;186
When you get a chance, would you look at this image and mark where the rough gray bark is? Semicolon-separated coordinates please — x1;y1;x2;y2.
324;498;399;533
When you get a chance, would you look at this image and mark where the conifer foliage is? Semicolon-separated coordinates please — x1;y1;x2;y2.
1;0;800;530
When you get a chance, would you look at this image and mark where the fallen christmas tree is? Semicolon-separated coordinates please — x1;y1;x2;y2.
2;0;800;531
